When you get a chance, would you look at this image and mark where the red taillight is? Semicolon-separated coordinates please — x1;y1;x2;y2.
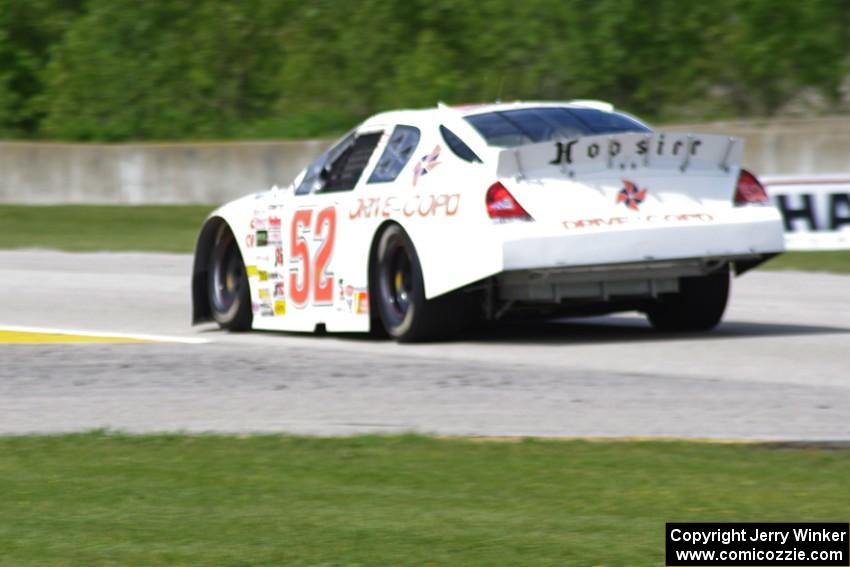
486;182;532;220
735;169;769;205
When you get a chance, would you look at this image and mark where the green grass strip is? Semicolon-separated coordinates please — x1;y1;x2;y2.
0;433;848;566
0;205;214;253
760;250;850;274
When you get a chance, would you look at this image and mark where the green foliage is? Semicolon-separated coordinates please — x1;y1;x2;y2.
0;0;848;141
0;0;84;136
40;0;296;141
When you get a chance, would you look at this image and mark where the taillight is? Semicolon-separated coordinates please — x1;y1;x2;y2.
486;182;532;221
734;169;769;205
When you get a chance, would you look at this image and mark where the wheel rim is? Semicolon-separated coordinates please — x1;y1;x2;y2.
381;238;414;321
211;237;244;313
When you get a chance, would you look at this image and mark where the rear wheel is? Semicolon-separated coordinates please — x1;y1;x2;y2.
208;226;252;331
645;270;730;332
374;225;462;342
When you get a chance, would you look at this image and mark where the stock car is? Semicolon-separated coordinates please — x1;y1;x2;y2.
191;100;785;341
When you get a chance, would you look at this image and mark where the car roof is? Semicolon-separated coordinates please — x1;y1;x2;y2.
453;100;615;115
359;100;618;130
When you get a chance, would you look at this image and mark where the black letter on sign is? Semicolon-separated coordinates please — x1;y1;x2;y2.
609;140;621;157
636;139;649;155
776;194;818;232
588;143;600;158
672;140;683;155
550;140;578;164
690;139;702;155
828;193;850;230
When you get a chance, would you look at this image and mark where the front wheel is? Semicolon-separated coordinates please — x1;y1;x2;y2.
374;225;462;342
207;225;252;331
645;270;730;332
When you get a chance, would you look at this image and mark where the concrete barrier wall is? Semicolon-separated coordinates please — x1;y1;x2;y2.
0;139;330;204
1;116;849;204
664;116;850;176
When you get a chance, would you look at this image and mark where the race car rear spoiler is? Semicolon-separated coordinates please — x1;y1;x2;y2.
496;132;744;179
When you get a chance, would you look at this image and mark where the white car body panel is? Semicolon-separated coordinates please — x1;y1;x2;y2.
196;101;785;333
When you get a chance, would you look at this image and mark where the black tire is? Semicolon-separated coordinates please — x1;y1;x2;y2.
207;225;252;331
373;225;462;342
645;270;730;332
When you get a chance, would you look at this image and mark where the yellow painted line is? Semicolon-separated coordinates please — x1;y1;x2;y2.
0;325;210;344
0;330;151;344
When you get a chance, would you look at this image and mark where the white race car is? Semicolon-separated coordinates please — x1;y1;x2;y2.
192;101;784;341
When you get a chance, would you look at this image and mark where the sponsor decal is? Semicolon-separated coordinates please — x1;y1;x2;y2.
274;282;285;297
349;194;461;220
355;291;369;315
617;180;648;211
258;288;270;300
550;134;703;165
563;212;714;230
337;281;370;315
246;265;258;277
258;270;268;281
251;301;260;313
274;299;286;316
413;145;441;186
275;246;284;267
259;300;274;317
268;216;282;244
256;230;268;247
250;217;267;230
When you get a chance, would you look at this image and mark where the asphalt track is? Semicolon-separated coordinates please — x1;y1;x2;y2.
1;250;848;440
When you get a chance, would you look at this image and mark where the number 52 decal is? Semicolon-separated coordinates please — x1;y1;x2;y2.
290;207;336;308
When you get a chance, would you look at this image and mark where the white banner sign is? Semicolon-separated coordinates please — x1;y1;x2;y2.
762;174;850;251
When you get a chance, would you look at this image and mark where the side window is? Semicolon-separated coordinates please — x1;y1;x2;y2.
439;125;481;163
368;125;420;183
295;132;355;196
322;132;383;192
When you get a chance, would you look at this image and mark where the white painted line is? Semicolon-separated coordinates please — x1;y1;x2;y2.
0;324;211;344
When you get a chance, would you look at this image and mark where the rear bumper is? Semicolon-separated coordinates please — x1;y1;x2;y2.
501;207;784;271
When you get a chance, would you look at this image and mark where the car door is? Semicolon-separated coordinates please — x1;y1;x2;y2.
273;127;386;332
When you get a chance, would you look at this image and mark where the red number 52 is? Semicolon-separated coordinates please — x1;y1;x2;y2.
290;207;337;308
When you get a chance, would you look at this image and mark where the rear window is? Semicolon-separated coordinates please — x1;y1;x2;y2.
465;107;650;148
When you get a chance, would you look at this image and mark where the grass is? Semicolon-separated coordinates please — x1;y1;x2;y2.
0;205;214;253
0;434;848;566
760;250;850;274
1;206;849;273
